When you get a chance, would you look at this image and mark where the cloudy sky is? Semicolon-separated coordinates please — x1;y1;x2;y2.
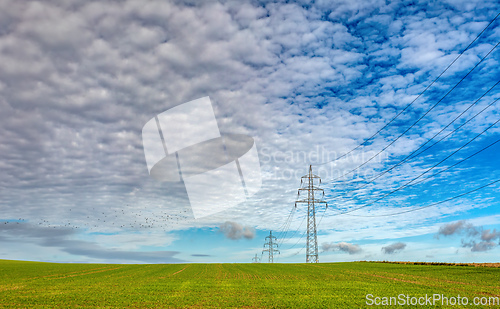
1;0;499;264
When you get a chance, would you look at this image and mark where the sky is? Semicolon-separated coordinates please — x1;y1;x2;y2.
0;0;499;264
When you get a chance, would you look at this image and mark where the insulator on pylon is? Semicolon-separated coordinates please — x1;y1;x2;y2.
262;230;279;263
294;165;327;263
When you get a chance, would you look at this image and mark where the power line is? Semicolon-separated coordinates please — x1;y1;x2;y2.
314;12;500;167
284;228;307;251
326;84;500;202
281;214;325;259
293;136;499;252
315;95;500;227
329;116;500;216
275;204;296;246
315;200;331;231
275;203;296;232
343;178;500;217
279;213;320;257
273;204;301;257
323;40;500;183
284;243;308;259
404;138;500;189
277;14;500;259
289;135;500;252
276;171;326;249
339;136;500;207
278;230;308;259
277;214;307;250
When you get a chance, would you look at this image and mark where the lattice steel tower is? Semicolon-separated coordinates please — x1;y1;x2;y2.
296;165;327;263
252;254;260;263
262;231;279;263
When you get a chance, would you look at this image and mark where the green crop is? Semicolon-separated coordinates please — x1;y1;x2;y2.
0;260;498;308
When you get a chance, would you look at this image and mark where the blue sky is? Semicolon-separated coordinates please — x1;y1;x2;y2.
0;0;499;263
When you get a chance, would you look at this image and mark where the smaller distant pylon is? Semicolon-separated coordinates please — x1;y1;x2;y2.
262;231;280;263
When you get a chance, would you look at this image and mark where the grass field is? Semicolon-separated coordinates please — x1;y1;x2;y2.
0;260;499;308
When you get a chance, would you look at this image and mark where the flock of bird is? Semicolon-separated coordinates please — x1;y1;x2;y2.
1;205;191;231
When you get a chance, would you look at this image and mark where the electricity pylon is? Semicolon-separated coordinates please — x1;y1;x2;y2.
252;254;260;263
296;165;327;263
262;231;279;263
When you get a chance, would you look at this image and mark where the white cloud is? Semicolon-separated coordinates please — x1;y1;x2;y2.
0;0;498;262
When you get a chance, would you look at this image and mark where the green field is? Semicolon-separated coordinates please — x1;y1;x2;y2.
0;260;499;308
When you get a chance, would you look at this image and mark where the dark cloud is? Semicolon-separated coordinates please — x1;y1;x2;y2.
191;254;211;257
437;222;500;253
219;221;255;240
437;220;466;236
0;222;184;263
381;242;406;254
322;242;362;254
0;221;76;239
461;240;496;252
480;229;500;242
436;220;476;237
62;245;181;263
